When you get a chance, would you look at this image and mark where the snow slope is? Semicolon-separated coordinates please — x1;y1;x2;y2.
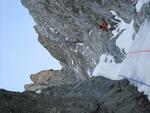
120;20;150;99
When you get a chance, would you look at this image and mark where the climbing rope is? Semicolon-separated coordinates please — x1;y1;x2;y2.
119;75;150;87
128;49;150;54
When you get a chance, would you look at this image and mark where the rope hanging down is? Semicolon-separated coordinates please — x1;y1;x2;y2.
119;75;150;88
128;49;150;54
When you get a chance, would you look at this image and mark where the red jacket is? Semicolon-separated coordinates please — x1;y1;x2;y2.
99;21;109;31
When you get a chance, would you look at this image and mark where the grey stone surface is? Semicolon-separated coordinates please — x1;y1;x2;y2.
0;77;150;113
41;77;150;113
0;89;97;113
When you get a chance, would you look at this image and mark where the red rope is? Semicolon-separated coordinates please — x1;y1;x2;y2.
128;49;150;54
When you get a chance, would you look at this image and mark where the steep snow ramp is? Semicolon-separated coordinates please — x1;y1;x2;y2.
120;19;150;99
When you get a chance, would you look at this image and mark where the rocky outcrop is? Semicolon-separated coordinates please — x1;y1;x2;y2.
0;90;97;113
21;0;137;91
25;69;80;91
21;0;135;79
0;77;150;113
22;1;150;98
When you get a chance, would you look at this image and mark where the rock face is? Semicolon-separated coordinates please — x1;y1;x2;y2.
22;0;150;92
21;0;137;91
21;0;135;76
1;77;150;113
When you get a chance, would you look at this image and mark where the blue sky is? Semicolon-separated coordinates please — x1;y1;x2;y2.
0;0;61;91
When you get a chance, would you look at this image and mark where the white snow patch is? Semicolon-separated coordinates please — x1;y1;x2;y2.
92;54;121;80
49;27;56;33
74;66;79;73
86;46;89;49
90;58;97;65
87;69;92;77
73;49;78;53
82;51;85;54
76;43;84;46
136;0;150;12
46;35;49;38
36;89;41;94
65;37;69;41
110;10;135;53
89;29;93;36
120;20;150;99
71;60;74;64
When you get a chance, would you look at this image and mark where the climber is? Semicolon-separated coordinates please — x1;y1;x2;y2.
99;19;109;32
